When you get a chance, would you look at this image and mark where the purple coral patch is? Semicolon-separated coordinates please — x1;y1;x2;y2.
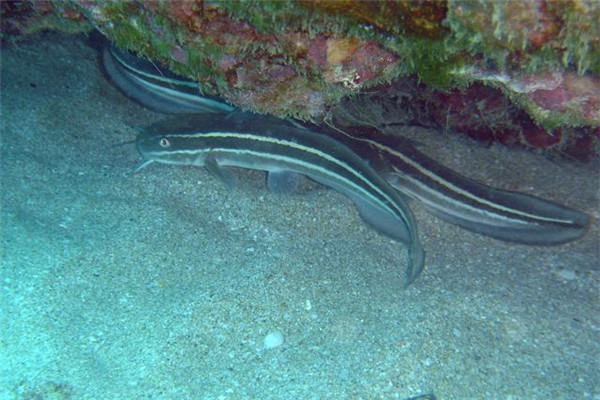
527;86;571;111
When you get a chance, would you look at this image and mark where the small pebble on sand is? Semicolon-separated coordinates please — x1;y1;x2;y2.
263;330;284;349
557;269;577;281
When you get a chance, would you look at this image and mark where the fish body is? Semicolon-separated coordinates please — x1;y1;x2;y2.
102;45;234;114
338;134;590;245
137;112;426;286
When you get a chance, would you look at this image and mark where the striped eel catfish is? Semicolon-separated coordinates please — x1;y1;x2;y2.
103;43;590;246
102;44;234;114
329;131;591;245
137;112;426;286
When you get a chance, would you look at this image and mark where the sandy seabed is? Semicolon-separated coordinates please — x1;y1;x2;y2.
1;33;598;400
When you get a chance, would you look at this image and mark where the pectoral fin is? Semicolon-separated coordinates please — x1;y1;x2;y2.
205;154;237;189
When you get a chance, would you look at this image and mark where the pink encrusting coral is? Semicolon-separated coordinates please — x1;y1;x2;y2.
332;78;598;159
463;68;600;131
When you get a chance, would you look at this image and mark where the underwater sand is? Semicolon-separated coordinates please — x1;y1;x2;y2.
1;33;598;399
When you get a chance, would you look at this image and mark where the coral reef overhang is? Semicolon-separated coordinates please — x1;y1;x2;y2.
2;0;598;159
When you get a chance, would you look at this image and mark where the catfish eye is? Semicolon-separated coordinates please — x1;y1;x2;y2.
159;137;170;148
